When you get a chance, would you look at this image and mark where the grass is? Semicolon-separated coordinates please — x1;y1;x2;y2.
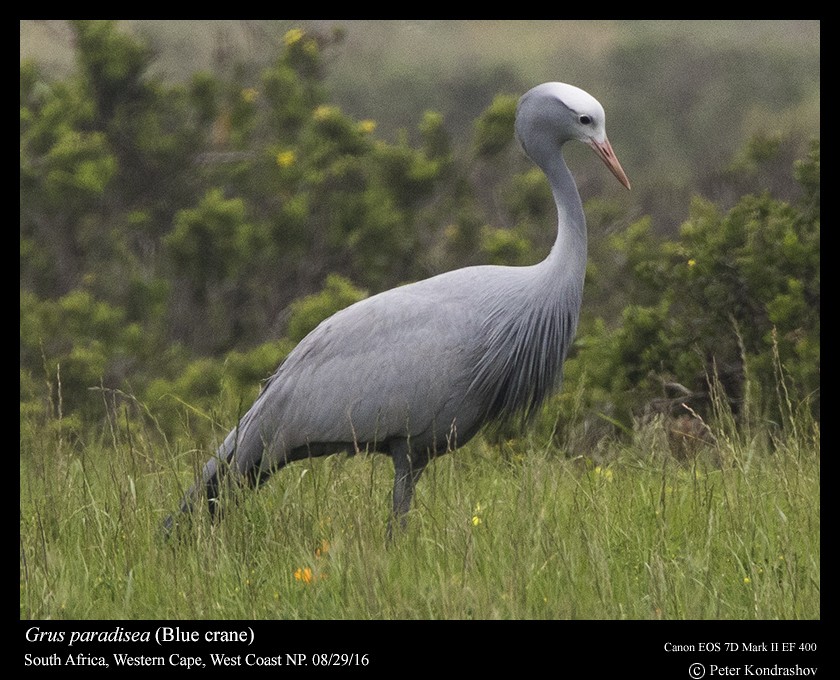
20;389;819;620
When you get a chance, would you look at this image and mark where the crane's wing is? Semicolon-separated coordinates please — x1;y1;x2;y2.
233;269;495;469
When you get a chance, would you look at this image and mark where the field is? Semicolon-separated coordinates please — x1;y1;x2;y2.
20;394;819;620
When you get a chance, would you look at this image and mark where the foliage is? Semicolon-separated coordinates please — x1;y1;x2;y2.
565;140;820;425
20;20;819;443
20;22;452;428
20;290;146;424
287;274;368;343
473;93;517;157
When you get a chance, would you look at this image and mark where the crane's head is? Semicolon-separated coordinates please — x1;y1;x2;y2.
516;82;631;190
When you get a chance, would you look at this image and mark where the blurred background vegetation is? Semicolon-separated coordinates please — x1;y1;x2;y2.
20;20;819;449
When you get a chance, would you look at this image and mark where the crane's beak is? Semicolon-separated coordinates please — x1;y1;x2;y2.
588;136;631;190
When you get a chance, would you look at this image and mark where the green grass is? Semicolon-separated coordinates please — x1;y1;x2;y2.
20;395;819;620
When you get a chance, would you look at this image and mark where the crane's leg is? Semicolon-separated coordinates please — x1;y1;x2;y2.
387;439;427;540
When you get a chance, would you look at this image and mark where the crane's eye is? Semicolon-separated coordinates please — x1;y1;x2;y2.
578;114;593;125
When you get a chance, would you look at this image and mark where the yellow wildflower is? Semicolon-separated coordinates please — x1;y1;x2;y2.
472;502;482;526
284;28;305;46
276;149;296;168
358;119;377;134
743;576;751;584
688;258;696;268
294;567;313;584
314;105;338;121
594;466;614;481
241;88;258;103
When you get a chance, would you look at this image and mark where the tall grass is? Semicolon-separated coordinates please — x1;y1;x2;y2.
20;374;819;621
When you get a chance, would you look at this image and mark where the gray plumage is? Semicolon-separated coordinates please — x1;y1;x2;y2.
164;82;630;538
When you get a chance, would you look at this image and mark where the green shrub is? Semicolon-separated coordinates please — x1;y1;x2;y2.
568;139;820;426
287;274;368;343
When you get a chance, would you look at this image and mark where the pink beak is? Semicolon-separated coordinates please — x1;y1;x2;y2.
588;136;631;190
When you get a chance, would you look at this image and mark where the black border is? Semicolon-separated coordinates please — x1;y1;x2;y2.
21;619;825;675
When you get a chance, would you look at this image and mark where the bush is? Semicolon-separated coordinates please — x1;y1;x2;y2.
568;139;820;426
19;22;819;440
287;274;367;343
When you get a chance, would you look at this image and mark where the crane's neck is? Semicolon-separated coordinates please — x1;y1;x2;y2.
540;150;588;293
468;147;588;426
